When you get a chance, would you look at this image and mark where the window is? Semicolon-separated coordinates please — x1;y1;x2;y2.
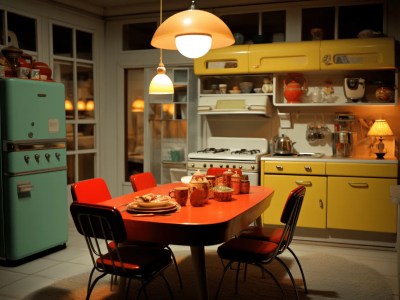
52;24;96;184
122;22;157;50
125;69;145;181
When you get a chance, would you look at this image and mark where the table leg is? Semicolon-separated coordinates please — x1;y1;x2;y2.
190;245;209;300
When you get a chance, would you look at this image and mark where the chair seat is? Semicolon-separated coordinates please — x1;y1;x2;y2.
239;226;283;244
97;246;172;277
218;237;278;263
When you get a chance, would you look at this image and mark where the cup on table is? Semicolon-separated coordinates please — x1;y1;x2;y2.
169;187;189;206
219;84;227;94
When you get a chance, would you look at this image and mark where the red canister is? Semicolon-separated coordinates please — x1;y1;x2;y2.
231;172;241;195
223;169;233;187
240;178;250;194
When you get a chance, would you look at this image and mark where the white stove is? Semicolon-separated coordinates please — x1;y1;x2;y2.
187;137;268;185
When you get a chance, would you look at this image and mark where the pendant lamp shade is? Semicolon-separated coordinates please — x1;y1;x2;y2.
149;62;174;94
151;2;234;59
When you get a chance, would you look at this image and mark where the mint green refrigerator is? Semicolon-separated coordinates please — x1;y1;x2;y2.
0;78;68;266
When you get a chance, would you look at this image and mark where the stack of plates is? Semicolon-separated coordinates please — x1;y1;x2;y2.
127;196;179;214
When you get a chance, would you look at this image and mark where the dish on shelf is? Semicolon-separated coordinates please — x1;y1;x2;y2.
202;90;214;94
229;90;241;94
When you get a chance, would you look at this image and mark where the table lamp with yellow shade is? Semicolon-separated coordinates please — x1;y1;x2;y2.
367;119;393;159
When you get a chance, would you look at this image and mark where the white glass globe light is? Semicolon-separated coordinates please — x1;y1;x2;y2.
175;34;212;59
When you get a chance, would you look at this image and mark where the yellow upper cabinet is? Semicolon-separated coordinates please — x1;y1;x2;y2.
194;45;249;75
248;41;321;73
195;38;396;75
320;37;395;70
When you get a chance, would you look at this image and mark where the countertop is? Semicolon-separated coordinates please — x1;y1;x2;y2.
261;154;398;164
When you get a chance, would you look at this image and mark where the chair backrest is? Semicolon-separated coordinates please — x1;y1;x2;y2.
70;202;127;271
130;172;157;191
71;178;112;204
276;185;306;253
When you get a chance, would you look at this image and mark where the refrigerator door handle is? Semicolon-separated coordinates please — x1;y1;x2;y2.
17;181;33;193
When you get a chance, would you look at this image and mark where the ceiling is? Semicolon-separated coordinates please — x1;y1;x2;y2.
50;0;302;17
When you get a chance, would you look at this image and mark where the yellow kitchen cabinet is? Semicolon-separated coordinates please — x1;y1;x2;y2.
249;41;320;73
326;163;398;233
263;160;325;175
327;176;397;233
320;37;395;71
262;161;326;228
194;45;249;75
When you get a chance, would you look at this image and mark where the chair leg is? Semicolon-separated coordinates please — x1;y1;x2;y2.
288;246;308;293
276;257;299;300
86;272;108;300
160;274;175;300
166;245;183;288
215;261;233;300
256;263;286;300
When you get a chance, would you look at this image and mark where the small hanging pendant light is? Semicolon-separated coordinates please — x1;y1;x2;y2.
149;0;174;94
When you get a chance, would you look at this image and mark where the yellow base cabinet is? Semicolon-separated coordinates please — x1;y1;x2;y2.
261;161;327;228
262;174;327;228
326;162;398;233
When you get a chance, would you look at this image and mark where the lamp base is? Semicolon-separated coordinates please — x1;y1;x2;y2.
375;152;386;159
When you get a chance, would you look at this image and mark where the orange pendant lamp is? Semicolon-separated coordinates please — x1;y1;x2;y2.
151;0;234;59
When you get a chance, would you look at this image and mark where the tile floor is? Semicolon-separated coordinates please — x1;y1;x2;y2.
0;222;399;300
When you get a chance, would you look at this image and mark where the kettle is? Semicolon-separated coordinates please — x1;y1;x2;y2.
283;73;307;103
274;135;296;155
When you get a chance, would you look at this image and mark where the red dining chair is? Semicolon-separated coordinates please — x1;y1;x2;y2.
71;178;112;204
70;202;174;300
72;177;183;289
129;172;183;288
129;172;157;191
239;185;308;293
215;185;306;300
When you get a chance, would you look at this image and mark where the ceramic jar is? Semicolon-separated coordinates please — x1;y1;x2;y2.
189;170;209;206
375;84;394;103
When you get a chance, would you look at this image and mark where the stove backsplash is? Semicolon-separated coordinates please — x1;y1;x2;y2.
202;107;399;159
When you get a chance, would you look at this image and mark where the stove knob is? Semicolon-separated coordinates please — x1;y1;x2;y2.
210;164;213;167
219;164;223;168
34;154;40;162
226;164;229;168
24;155;30;164
55;152;61;160
251;165;255;170
203;163;207;168
45;153;51;162
232;165;236;169
238;165;243;169
191;163;195;168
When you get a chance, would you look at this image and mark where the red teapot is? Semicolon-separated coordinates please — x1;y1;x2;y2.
283;73;307;103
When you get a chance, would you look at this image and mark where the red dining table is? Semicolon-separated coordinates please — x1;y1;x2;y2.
100;182;274;300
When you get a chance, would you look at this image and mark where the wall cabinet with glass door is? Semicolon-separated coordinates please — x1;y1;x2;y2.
145;68;198;184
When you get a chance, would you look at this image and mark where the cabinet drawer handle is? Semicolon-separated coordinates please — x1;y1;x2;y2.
348;182;369;188
276;165;283;171
295;180;312;187
319;199;324;209
252;65;260;69
304;165;312;172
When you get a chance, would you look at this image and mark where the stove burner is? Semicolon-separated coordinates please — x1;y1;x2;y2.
197;148;230;153
231;149;261;155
